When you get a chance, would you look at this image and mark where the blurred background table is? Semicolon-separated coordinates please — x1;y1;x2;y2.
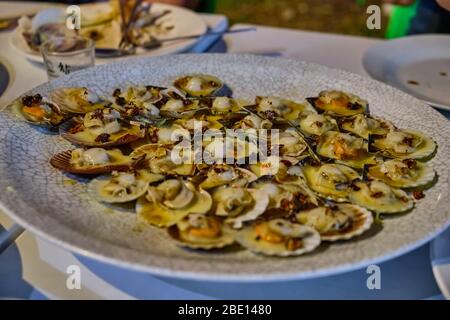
0;1;448;300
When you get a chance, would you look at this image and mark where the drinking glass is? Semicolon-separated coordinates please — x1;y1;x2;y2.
41;36;95;80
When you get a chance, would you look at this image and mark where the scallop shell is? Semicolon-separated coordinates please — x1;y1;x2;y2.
349;180;414;214
368;130;437;161
278;129;309;163
160;98;201;115
50;87;105;114
88;170;162;203
306;90;368;117
200;165;257;189
50;148;143;175
210;97;249;115
203;136;255;164
255;96;315;121
136;182;212;227
236;219;321;257
160;86;187;100
298;113;338;137
212;187;270;229
339;115;394;139
173;74;223;97
59;117;145;148
251;180;318;213
159;108;206;120
367;159;436;189
249;155;283;177
296;204;373;242
167;214;236;250
317;131;376;169
302;163;360;202
130;143;195;176
174;115;222;131
10;95;65;127
112;85;165;107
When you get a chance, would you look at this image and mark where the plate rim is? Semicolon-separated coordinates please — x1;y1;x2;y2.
1;53;449;282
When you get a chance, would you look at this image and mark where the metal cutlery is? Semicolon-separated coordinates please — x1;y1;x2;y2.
95;27;256;58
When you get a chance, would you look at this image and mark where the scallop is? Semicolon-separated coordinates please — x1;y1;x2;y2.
130;143;195;176
277;129;308;164
298;113;338;136
339;115;394;139
210;97;248;115
50;87;105;114
168;214;235;249
296;204;373;241
307;90;368;117
252;181;318;213
160;86;187;101
349;180;414;214
109;87;163;119
317;131;376;169
233;114;273;130
50;148;143;175
200;164;257;189
175;115;223;132
60;108;145;147
302;163;360;202
11;94;65;127
173;74;223;97
272;163;317;192
249;156;283;177
367;159;436;189
160;98;200;114
369;129;437;161
236;219;321;256
255;96;315;121
203;136;256;164
88;170;163;203
112;85;164;106
144;124;191;145
136;180;212;227
212;187;269;229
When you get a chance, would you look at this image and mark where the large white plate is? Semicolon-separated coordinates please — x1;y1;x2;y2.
431;227;450;299
0;54;449;282
9;3;207;64
363;34;450;111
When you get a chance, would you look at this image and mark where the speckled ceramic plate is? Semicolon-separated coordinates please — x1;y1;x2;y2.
0;54;449;282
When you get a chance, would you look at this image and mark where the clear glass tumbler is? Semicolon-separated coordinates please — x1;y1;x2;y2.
41;36;95;80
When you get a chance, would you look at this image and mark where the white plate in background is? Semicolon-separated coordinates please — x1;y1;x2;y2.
431;227;450;299
363;34;450;112
9;2;207;64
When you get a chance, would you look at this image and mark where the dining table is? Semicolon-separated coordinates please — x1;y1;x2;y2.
0;1;448;300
